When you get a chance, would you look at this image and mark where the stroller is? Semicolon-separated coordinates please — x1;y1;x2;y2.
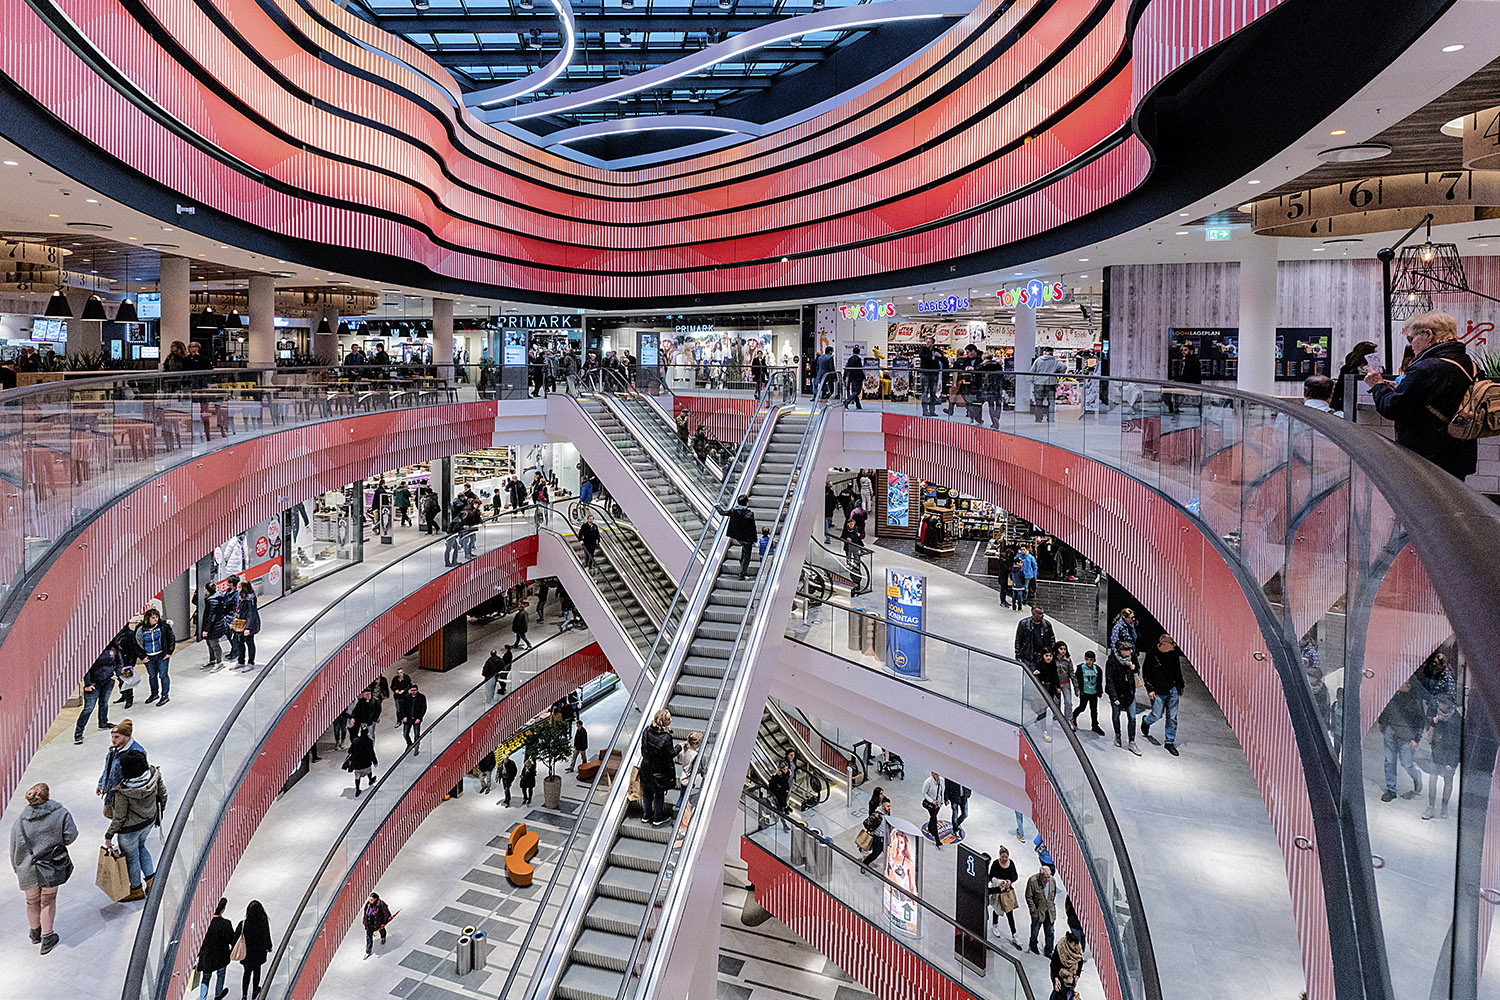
876;749;905;780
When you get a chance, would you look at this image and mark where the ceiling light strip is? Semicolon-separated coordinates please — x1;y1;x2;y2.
466;0;578;106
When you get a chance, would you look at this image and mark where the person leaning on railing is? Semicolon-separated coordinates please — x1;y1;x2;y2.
1364;311;1478;481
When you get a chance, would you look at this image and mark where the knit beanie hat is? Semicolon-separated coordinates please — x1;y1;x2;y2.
112;719;133;739
120;749;149;780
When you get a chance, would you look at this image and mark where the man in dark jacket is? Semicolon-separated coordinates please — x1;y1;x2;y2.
578;514;601;569
499;754;519;806
401;683;427;754
351;689;380;737
1140;634;1186;756
1366;311;1479;480
483;647;511;703
1013;606;1057;672
1378;680;1427;801
815;347;836;398
389;668;413;730
568;720;589;772
943;778;971;836
75;645;120;743
716;494;758;579
199;583;229;671
134;609;176;707
512;603;533;650
918;343;940;416
842;347;865;409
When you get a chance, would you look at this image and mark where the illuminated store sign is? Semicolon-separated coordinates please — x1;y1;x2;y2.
674;323;715;334
839;300;898;320
916;295;971;313
501;314;578;329
997;280;1067;309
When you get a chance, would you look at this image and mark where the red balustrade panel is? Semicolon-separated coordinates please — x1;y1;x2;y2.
287;643;610;1000
0;402;499;818
880;414;1335;999
673;395;760;446
162;535;539;998
743;837;981;1000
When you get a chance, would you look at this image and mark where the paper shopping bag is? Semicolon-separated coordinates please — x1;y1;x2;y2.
95;846;132;901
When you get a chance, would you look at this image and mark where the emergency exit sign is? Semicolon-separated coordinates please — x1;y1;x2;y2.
1205;228;1233;241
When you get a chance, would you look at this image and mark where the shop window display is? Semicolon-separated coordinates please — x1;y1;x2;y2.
284;489;362;592
208;516;285;605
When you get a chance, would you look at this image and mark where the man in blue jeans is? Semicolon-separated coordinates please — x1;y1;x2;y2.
133;609;176;707
1377;681;1426;801
75;645;120;744
1140;633;1186;756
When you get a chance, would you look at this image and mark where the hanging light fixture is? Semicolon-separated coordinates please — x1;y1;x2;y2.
81;295;109;321
316;316;333;334
115;252;138;322
1392;217;1467;299
44;290;73;318
225;309;243;327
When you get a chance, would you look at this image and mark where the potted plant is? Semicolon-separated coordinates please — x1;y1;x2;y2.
525;717;573;809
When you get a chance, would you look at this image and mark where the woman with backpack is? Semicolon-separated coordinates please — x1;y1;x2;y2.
10;783;78;954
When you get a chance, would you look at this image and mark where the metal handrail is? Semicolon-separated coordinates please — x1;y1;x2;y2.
562;497;677;626
772;698;866;785
615;397;831;1000
532;500;665;654
741;786;1038;1000
493;378;780;999
257;621;583;1000
597;368;730;503
121;515;534;1000
785;589;1161;1000
0;363;475;403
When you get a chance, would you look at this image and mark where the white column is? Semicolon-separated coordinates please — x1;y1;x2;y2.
1237;237;1279;395
431;297;454;376
159;256;191;370
247;275;277;367
1013;297;1037;404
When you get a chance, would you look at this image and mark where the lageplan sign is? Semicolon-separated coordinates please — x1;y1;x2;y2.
885;568;926;678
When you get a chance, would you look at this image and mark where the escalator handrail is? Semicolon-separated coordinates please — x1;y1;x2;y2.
257;622;584;1000
598;367;731;490
617;399;832;1000
763;699;849;789
533;503;658;652
788;591;1160;1000
805;531;875;596
496;380;781;1000
773;698;866;784
588;370;727;518
562;497;677;625
741;786;1037;1000
122;514;535;1000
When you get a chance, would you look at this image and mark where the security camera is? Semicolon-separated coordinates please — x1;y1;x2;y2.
176;204;196;216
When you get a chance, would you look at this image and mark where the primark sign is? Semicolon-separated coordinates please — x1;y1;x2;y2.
502;314;579;329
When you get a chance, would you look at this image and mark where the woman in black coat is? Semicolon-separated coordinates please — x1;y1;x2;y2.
345;733;378;797
639;709;677;826
197;897;236;1000
236;900;273;1000
518;758;537;805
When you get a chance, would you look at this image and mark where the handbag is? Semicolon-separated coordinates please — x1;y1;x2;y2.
95;845;132;901
187;968;203;991
854;829;874;852
21;825;73;888
231;617;247;633
998;886;1019;914
230;933;247;963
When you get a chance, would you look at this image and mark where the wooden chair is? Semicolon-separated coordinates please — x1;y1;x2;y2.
505;822;540;887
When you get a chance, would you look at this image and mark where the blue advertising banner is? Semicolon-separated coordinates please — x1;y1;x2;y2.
885;568;925;678
886;472;910;527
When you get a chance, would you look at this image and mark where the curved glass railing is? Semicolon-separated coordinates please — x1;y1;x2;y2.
742;786;1036;1000
123;514;537;1000
787;593;1158;1000
259;623;597;1000
0;364;489;610
804;531;874;597
771;366;1500;1000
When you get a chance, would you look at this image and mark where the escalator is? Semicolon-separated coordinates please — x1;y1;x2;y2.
555;501;682;654
576;397;710;537
747;702;845;809
535;404;824;1000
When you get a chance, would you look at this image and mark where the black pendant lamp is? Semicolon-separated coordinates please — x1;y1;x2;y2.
316;317;333;334
115;297;138;323
81;295;109;321
44;290;73;318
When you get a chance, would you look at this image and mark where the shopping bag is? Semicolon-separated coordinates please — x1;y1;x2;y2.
187;968;202;991
95;846;132;901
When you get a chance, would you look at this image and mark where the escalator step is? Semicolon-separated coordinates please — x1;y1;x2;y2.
559;965;626;1000
668;694;717;719
609;836;670;871
573;929;636;973
597;866;657;903
584;897;650;936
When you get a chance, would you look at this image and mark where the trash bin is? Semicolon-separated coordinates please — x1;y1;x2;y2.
789;823;811;869
808;829;832;881
456;935;473;975
472;930;489;970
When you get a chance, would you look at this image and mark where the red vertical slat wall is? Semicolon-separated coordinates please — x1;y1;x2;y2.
673;395;761;447
0;401;500;818
162;534;539;999
742;837;981;1000
881;414;1335;999
1018;740;1124;1000
287;644;610;1000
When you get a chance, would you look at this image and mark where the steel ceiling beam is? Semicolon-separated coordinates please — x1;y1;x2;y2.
425;46;826;66
373;14;819;32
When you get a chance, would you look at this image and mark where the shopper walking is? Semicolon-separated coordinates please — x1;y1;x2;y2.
1070;651;1105;735
1140;633;1185;755
195;897;236;1000
103;750;167;901
1031;647;1063;733
1378;680;1426;802
1053;642;1076;729
97;720;146;801
393;483;412;527
478;749;498;794
861;797;891;865
499;755;518;806
718;494;759;580
518;758;537;805
512;603;534;651
345;730;378;797
483;647;511;703
918;343;940;416
1105;640;1142;755
1108;608;1139;661
815;347;836;399
842;347;865;409
362;892;392;957
920;771;944;848
135;608;176;706
351;689;380;738
767;761;792;830
75;644;120;744
200;583;229;671
228;582;261;672
1029;348;1064;422
389;667;413;730
401;683;426;755
10;783;78;954
1025;865;1057;956
988;845;1021;947
1014;605;1056;679
1423;694;1462;819
944;778;971;837
578;514;601;570
568;720;589;772
640;709;678;827
235;900;273;1000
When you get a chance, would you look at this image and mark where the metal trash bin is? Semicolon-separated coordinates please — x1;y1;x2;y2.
789;823;811;869
456;935;473;975
807;829;832;881
472;930;489;970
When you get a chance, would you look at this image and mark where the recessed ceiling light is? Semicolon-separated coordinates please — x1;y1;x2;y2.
1329;130;1346;136
1178;212;1189;217
1312;248;1326;252
1077;258;1089;262
1441;116;1466;138
48;214;58;218
1247;179;1262;185
1175;230;1189;235
1477;243;1490;248
1;160;16;167
1442;43;1465;52
85;198;99;204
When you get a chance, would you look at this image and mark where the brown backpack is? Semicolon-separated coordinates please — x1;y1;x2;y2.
1437;358;1500;440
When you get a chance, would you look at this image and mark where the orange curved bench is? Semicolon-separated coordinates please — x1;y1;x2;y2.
506;822;540;887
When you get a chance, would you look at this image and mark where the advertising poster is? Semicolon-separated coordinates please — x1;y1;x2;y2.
886;472;911;527
883;824;921;937
885;568;925;678
242;516;284;600
862;355;882;395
